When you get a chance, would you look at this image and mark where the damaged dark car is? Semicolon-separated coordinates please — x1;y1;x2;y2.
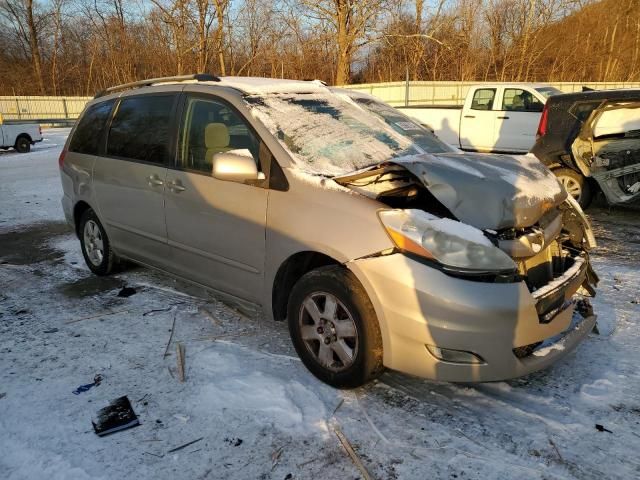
531;88;640;208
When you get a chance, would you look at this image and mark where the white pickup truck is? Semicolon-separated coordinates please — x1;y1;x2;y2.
398;84;562;153
0;114;43;153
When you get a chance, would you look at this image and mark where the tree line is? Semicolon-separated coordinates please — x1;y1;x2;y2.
0;0;638;96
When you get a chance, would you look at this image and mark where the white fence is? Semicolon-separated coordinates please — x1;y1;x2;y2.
2;81;640;121
0;96;92;122
341;81;640;106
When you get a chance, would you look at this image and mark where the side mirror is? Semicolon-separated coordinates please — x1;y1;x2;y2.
211;150;264;183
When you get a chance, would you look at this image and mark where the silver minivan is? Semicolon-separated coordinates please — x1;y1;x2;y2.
60;74;599;388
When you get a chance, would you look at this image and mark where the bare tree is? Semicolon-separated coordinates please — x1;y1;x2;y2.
0;0;47;93
300;0;388;84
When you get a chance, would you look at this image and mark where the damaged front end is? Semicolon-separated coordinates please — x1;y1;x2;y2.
335;153;599;340
571;100;640;204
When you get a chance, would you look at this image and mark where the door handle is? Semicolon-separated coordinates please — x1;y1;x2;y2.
167;180;186;193
147;174;164;187
463;115;476;119
497;116;510;119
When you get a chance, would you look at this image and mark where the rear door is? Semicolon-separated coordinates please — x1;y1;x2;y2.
459;88;497;151
494;87;544;152
163;93;268;302
93;92;179;267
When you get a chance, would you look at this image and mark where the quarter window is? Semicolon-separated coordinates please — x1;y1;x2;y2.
179;97;259;174
69;100;114;155
107;95;175;163
470;89;496;110
502;89;544;112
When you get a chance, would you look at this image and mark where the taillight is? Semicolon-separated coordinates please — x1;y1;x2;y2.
58;148;67;169
39;126;42;135
536;104;549;139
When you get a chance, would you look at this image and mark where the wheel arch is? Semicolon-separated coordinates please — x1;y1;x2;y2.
15;133;33;144
271;251;342;322
73;200;93;237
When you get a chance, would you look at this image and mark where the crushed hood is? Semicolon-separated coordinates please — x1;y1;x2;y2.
335;152;567;230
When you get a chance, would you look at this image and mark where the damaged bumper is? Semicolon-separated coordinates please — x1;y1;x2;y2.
348;251;597;382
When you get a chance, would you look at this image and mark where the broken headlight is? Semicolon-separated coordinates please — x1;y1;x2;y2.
378;209;516;273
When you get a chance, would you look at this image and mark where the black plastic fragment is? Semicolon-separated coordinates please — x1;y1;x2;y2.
92;396;140;436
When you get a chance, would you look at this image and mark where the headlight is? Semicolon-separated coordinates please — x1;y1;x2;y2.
378;209;516;272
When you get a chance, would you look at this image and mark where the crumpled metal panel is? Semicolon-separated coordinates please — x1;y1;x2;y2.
389;152;567;230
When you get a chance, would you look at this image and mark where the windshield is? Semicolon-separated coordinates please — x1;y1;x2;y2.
245;92;454;176
536;87;563;99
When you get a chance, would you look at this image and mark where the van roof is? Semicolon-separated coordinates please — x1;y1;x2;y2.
95;74;328;98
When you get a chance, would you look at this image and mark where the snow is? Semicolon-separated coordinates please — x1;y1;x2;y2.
247;92;414;176
2;130;640;479
395;152;487;179
404;209;494;247
285;167;352;193
491;154;564;207
628;181;640;194
216;76;327;94
532;257;585;299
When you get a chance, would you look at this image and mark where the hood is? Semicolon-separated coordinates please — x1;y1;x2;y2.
335;152;567;230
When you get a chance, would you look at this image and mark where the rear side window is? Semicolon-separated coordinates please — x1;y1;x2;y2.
471;89;496;110
107;95;175;164
570;101;601;122
502;88;544;112
69;100;114;155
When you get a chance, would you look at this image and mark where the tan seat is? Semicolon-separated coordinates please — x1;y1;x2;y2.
204;123;232;169
511;94;524;111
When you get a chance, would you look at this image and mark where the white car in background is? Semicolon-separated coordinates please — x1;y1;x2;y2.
0;113;43;153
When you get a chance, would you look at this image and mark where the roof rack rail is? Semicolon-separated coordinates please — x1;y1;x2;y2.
94;73;220;98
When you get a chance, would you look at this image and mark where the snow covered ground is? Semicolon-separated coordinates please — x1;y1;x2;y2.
1;129;639;479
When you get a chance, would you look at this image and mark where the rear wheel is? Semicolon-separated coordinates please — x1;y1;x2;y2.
15;136;30;153
287;266;384;388
79;209;116;275
554;168;593;209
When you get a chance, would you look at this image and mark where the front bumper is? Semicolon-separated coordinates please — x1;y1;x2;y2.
348;252;595;382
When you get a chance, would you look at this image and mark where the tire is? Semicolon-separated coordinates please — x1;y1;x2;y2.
15;136;31;153
554;168;593;209
287;266;384;388
79;208;116;275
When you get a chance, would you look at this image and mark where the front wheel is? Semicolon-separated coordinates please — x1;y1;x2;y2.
287;266;384;388
554;168;593;209
15;136;31;153
79;209;116;275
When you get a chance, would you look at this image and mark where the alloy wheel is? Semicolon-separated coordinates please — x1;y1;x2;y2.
83;220;105;266
559;175;582;201
298;292;358;372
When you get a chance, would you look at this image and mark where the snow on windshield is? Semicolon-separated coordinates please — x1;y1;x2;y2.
246;92;449;176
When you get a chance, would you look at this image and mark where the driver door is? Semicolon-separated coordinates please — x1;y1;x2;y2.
163;94;268;302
